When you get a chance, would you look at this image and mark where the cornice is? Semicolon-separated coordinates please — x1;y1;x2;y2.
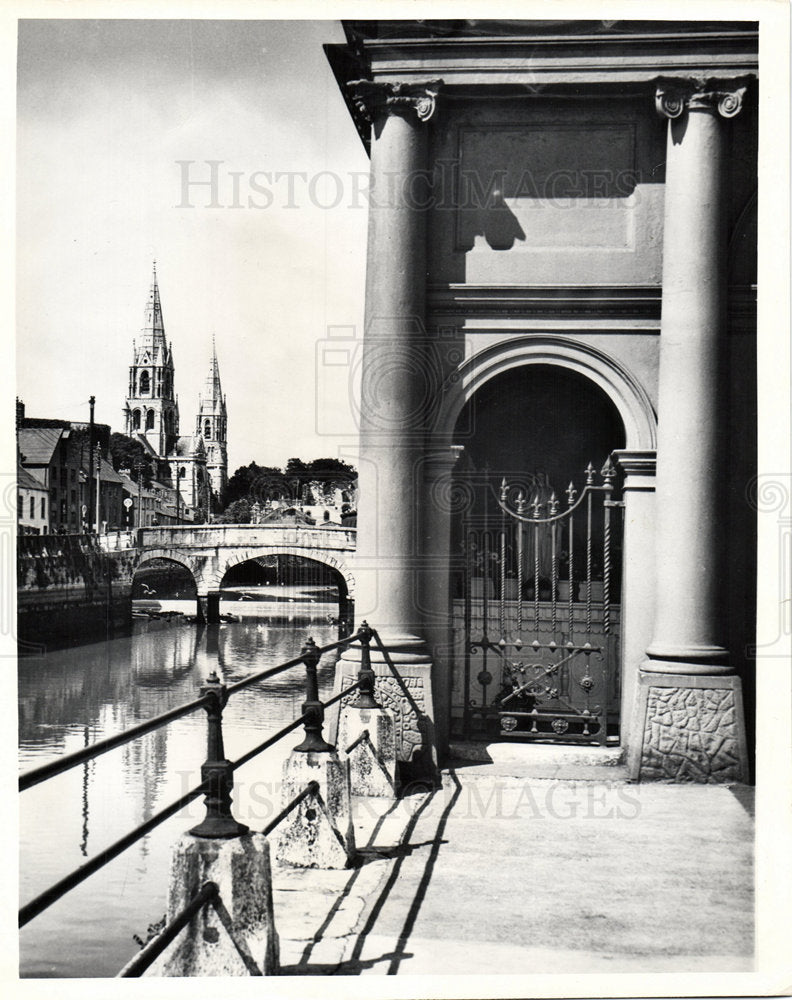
427;284;662;321
364;33;758;87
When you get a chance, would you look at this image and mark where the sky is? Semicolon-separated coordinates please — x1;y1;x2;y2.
15;18;369;472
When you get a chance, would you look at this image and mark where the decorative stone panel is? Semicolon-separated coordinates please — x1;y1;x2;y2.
632;673;749;783
330;661;436;779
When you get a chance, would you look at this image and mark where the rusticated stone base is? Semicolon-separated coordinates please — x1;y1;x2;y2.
330;657;437;783
630;672;749;783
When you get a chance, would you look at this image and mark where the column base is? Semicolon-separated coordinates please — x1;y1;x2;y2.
334;633;438;785
629;669;749;783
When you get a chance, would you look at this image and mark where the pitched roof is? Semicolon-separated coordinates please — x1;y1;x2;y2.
97;458;125;485
17;463;48;492
18;427;63;465
173;434;205;457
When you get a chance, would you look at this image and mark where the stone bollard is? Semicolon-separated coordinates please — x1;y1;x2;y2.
133;671;278;976
146;833;279;976
338;621;398;798
276;638;356;869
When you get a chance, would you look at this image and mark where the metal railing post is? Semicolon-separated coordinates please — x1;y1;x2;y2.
190;671;249;838
293;637;335;752
353;620;380;709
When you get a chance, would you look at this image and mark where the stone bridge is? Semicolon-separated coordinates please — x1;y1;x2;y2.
137;523;357;600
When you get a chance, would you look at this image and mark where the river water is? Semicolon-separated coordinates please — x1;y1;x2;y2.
18;591;342;978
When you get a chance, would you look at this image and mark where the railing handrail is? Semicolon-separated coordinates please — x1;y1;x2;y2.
18;626;371;931
18;627;368;793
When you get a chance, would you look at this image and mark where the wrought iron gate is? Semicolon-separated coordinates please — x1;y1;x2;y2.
458;459;624;745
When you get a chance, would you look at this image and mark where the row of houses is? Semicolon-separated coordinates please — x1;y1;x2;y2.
16;406;200;535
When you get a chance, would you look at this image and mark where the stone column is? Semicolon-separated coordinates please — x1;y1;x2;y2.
337;80;442;780
634;79;750;782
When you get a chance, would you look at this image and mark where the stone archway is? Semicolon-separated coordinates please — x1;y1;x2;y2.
435;335;657;451
421;335;658;753
208;547;355;601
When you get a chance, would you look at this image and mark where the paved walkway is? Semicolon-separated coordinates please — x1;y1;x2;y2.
272;758;754;976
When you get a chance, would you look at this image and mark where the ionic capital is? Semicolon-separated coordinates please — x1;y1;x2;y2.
348;79;443;125
655;78;749;120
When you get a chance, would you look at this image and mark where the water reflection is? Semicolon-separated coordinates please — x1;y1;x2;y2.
18;616;339;978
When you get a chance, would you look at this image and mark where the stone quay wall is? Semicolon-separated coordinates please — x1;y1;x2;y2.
17;533;138;649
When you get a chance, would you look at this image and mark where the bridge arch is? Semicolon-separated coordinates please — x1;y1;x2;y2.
133;553;199;598
207;546;355;598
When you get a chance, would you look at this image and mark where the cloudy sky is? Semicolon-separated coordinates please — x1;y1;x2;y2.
16;18;369;472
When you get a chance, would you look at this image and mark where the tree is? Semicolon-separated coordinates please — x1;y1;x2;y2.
220;498;252;524
108;433;156;486
305;458;356;486
221;463;283;509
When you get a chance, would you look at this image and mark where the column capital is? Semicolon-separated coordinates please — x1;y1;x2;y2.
611;449;656;491
348;79;443;125
655;77;750;120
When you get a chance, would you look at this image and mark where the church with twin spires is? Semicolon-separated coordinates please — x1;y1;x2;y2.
123;264;228;517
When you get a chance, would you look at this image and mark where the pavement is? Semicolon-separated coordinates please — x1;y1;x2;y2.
270;748;754;977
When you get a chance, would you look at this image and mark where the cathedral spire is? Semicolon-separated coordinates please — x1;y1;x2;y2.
201;335;224;406
141;260;166;351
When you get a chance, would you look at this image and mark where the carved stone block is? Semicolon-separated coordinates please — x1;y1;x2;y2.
630;672;749;783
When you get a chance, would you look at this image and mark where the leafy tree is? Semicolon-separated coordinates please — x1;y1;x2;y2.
305;458;356;485
222;463;283;509
220;498;252;524
108;433;156;486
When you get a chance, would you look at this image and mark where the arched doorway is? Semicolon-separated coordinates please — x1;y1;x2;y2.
451;364;627;745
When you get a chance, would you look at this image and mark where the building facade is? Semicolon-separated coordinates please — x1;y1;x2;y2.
17;464;49;534
328;19;758;782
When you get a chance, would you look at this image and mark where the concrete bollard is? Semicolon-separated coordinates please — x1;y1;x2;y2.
338;705;398;798
144;833;279;976
276;750;356;869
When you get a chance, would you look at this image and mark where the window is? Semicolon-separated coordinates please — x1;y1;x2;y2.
146;409;155;430
204;419;211;440
132;409;141;430
30;496;35;518
41;497;46;519
139;370;151;394
18;494;22;520
70;468;76;482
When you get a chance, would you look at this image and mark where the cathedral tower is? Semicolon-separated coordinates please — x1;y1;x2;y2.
124;264;179;457
196;338;228;500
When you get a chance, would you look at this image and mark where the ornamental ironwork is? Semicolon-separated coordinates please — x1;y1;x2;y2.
457;458;624;746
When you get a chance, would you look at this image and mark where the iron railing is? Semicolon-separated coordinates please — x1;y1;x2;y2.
459;460;624;745
18;621;379;936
